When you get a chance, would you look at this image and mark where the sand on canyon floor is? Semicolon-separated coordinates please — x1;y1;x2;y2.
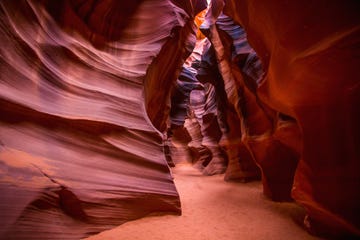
86;164;323;240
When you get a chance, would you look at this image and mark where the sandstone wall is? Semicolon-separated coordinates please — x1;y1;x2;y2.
0;0;206;238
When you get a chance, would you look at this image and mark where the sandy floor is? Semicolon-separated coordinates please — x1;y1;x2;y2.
86;164;323;240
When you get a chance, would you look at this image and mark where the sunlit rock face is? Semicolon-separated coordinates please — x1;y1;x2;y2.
222;0;360;238
0;0;205;239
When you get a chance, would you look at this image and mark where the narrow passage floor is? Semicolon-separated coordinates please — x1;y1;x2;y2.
87;164;323;240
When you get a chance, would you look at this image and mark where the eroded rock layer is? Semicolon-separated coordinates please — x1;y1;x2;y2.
0;0;205;239
166;37;229;175
1;0;359;239
220;0;360;238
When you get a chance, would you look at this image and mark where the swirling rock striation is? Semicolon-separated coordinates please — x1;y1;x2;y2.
166;36;229;175
0;0;206;239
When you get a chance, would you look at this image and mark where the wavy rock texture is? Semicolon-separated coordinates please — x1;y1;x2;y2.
1;0;359;239
166;37;229;175
221;0;360;238
199;14;263;182
204;8;301;200
0;0;206;239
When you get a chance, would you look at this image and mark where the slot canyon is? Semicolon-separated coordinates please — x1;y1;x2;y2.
0;0;359;239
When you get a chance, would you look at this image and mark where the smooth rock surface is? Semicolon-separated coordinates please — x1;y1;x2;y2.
223;0;360;237
0;0;206;238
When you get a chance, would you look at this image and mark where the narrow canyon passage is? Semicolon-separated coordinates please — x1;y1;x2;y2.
1;0;359;239
87;164;322;240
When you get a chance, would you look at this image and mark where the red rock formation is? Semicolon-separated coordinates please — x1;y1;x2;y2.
1;0;359;239
222;0;360;238
0;0;206;239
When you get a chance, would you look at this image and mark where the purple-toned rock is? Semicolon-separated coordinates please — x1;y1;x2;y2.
0;0;207;238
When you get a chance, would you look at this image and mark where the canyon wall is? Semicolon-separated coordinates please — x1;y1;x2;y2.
220;0;360;237
0;0;205;239
1;0;359;239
